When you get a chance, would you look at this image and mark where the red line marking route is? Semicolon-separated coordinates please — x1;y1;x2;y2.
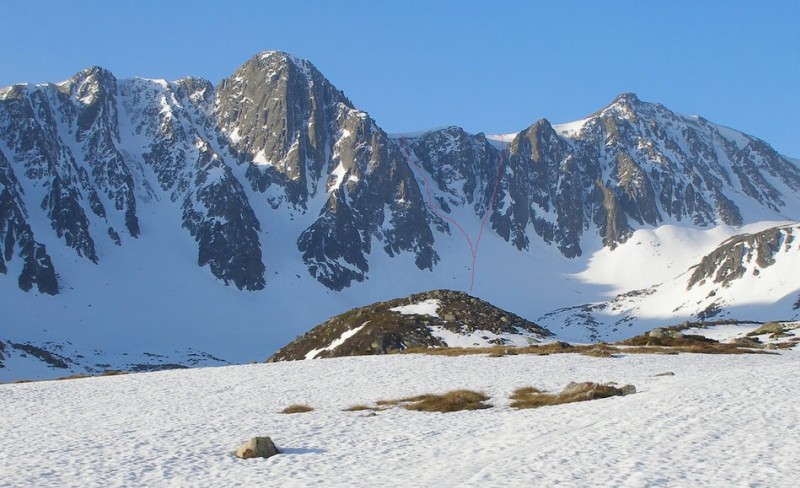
401;136;505;291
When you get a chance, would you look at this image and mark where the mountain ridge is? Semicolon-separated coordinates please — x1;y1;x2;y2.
1;50;798;380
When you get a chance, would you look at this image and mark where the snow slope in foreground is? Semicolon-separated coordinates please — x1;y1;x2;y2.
2;351;799;487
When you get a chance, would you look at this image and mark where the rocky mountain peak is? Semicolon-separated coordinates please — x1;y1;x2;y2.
611;91;641;105
596;92;644;123
64;66;118;99
255;51;316;75
215;50;356;198
227;50;350;106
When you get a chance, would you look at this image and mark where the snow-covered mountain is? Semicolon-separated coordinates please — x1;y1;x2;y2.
1;51;799;380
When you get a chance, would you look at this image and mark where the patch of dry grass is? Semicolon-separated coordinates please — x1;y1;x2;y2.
395;325;783;359
399;346;506;357
509;386;543;400
280;404;315;414
343;404;373;412
100;370;128;376
375;390;492;413
400;341;576;357
510;382;632;409
403;390;492;413
400;337;765;359
619;343;771;355
56;374;92;381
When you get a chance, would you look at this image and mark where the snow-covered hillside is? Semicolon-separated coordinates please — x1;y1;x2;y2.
2;350;799;486
540;223;800;342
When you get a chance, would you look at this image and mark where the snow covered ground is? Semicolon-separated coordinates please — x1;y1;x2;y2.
2;350;798;487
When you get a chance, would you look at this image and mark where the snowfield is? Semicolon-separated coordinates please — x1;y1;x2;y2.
2;350;799;487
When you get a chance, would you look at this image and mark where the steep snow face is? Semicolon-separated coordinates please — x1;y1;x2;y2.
2;351;799;486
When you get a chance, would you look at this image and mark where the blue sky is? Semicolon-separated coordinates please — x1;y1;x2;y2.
1;0;798;156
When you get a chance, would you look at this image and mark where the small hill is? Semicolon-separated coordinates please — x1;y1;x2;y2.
268;290;552;361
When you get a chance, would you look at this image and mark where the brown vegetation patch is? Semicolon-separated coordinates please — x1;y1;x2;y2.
280;404;315;414
343;404;373;412
56;374;92;381
509;386;544;401
100;370;128;376
510;382;634;409
398;346;506;357
400;335;767;358
616;332;773;354
617;332;717;347
403;390;492;413
401;341;575;357
375;390;492;413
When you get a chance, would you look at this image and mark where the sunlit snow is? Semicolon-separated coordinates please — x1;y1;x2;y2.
304;323;368;360
2;351;798;486
390;299;441;318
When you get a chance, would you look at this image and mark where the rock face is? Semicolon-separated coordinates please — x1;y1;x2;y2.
0;149;58;294
267;289;552;361
235;437;279;460
649;327;683;339
1;54;798;296
688;225;798;289
483;93;800;258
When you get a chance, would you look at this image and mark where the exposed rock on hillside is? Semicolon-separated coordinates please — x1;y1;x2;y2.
688;224;798;288
267;290;552;361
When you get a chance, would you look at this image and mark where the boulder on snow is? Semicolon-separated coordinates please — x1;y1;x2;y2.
746;322;785;337
732;337;763;348
559;381;635;400
649;327;683;339
235;437;279;459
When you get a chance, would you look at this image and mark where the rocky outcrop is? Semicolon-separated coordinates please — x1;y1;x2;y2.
688;225;798;288
267;289;552;361
0;149;58;294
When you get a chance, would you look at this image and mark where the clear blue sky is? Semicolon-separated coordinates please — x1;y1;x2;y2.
2;0;798;156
